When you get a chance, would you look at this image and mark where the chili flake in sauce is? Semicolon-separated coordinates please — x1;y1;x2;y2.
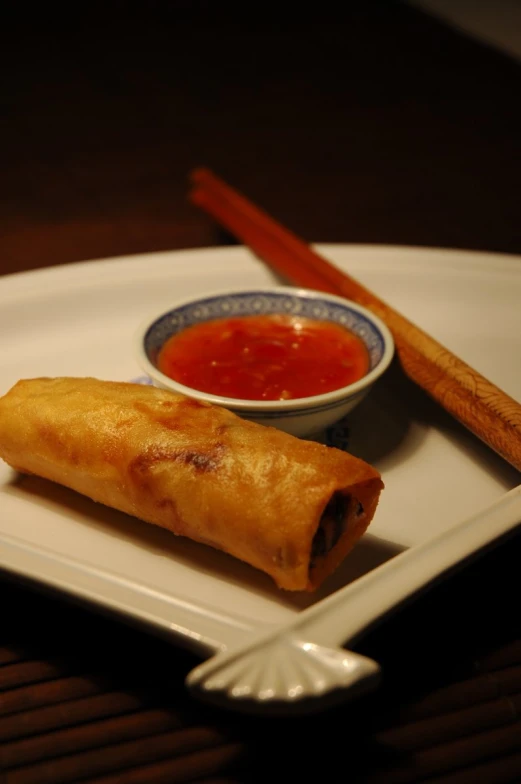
157;314;369;401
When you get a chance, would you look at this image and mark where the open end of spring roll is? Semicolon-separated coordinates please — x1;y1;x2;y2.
0;377;384;591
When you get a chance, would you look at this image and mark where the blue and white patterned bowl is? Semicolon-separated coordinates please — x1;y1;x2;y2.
135;287;394;438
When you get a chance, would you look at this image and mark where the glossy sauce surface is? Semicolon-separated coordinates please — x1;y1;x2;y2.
157;314;370;401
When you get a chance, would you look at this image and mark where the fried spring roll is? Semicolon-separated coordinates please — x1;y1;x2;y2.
0;377;383;591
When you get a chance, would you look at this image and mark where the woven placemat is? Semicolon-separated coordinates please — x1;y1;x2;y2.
2;526;521;783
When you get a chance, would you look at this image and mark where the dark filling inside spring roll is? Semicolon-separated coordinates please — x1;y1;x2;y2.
310;493;365;567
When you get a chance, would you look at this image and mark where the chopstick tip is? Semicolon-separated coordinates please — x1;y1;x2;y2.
189;166;214;184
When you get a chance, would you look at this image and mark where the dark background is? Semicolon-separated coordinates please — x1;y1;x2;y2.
1;1;520;277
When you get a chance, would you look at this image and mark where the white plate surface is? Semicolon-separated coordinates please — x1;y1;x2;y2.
1;244;520;656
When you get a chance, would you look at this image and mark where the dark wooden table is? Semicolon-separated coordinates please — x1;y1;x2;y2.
1;3;521;782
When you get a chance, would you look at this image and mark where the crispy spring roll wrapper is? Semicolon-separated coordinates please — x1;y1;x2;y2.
0;377;383;591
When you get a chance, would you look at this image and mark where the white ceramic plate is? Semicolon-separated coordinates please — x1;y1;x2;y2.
1;244;520;659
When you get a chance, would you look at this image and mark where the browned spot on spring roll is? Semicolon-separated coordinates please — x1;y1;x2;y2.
0;377;383;591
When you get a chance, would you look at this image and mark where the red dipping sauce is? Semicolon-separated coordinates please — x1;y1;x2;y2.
157;314;370;402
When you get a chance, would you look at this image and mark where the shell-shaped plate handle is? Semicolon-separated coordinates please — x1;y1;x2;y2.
186;632;380;715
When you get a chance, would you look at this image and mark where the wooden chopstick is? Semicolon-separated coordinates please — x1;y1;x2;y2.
189;168;521;473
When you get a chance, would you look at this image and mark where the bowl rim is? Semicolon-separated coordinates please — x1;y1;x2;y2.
134;286;395;412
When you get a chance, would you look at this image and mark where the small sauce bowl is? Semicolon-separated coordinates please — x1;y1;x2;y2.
135;287;394;438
